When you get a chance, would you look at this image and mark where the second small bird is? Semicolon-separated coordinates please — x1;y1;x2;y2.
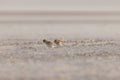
54;39;64;46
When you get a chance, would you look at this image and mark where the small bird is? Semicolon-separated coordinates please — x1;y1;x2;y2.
54;39;64;46
43;39;55;48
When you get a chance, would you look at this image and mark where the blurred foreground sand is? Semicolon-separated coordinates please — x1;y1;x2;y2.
0;39;120;80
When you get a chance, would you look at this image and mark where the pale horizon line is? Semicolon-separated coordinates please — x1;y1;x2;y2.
0;11;120;15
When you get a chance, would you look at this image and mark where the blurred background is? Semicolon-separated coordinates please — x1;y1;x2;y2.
0;0;120;39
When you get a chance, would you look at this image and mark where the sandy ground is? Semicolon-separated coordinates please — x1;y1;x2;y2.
0;38;120;80
0;20;120;80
